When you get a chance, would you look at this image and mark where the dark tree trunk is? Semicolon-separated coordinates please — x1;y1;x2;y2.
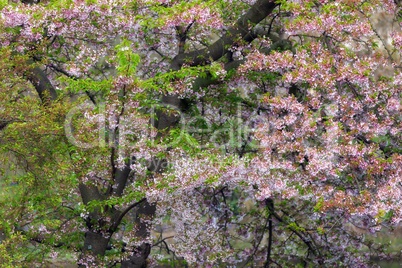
82;231;110;256
27;65;58;103
120;243;152;268
78;231;111;267
120;200;156;267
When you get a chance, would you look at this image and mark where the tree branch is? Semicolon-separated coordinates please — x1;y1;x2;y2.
47;62;97;104
170;0;279;70
109;198;146;232
264;198;274;268
26;65;57;103
272;210;320;259
159;0;280;128
152;236;174;254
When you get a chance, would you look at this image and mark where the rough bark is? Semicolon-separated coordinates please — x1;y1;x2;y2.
112;161;131;197
120;243;152;268
120;201;156;268
78;231;111;268
77;184;111;267
82;231;110;257
27;65;58;103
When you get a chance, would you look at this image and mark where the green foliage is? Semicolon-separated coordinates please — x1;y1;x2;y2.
165;128;201;155
317;226;325;235
0;0;7;10
372;134;402;155
48;0;74;9
143;66;207;93
155;256;188;267
115;39;141;77
287;222;306;232
86;192;145;214
0;233;26;267
314;197;324;212
209;62;224;80
376;209;394;223
204;175;219;185
61;77;112;94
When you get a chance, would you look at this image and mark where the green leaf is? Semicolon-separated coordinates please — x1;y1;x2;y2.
61;77;112;94
314;197;324;212
0;0;8;10
166;128;200;154
115;39;141;76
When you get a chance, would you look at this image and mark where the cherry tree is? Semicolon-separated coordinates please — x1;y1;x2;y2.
0;0;401;267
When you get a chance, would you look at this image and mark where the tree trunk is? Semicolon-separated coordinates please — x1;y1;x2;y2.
120;243;151;268
120;200;156;267
78;231;111;267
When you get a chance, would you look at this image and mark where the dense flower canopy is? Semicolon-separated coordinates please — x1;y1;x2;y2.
0;0;401;267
